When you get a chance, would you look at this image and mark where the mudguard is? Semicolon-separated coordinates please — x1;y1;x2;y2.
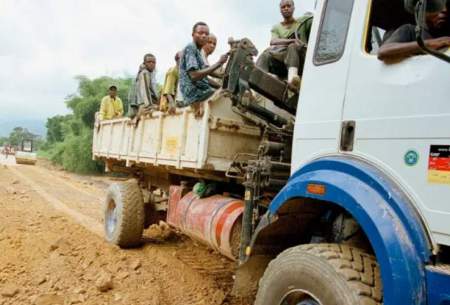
253;156;433;305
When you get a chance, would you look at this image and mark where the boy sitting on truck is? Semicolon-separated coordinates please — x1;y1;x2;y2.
179;22;229;117
99;86;124;120
129;53;160;119
201;33;217;66
201;33;224;88
256;0;313;94
160;51;182;114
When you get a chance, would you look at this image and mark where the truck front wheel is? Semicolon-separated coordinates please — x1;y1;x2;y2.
104;180;145;248
255;244;382;305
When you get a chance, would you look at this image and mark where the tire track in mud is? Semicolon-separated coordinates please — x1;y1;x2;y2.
7;164;252;305
28;165;105;200
176;250;235;289
1;167;222;305
11;165;105;223
7;165;103;237
174;244;251;305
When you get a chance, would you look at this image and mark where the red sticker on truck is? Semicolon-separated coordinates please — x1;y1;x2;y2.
428;145;450;185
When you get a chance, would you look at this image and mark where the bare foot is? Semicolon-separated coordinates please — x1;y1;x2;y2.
127;117;139;126
191;103;204;119
288;75;301;94
168;107;177;115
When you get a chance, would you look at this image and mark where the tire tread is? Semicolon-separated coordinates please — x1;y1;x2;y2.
255;243;383;305
106;180;144;247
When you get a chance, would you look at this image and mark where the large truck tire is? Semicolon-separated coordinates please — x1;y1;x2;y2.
255;244;382;305
104;180;145;248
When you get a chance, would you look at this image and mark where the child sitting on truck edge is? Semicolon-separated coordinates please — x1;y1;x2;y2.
201;33;225;88
201;33;217;66
160;51;182;114
129;53;160;120
179;22;229;118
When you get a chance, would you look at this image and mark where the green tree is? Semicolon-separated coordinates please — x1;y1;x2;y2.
46;115;71;144
8;127;36;147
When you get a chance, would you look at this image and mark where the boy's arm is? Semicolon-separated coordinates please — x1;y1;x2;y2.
188;53;229;81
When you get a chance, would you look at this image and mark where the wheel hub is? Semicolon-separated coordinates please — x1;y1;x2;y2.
298;300;320;305
280;290;321;305
105;200;118;237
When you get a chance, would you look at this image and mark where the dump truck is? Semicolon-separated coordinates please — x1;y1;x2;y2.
93;0;450;304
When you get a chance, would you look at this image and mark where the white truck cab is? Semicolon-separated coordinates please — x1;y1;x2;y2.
296;0;450;247
254;0;450;305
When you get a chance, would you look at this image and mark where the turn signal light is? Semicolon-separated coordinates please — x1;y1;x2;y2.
307;183;326;196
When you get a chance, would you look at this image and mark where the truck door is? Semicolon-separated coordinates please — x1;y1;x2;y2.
343;0;450;245
292;0;356;172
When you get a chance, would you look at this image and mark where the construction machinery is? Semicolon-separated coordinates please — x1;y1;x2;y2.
15;139;37;165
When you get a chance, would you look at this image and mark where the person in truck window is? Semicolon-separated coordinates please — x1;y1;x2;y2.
436;0;450;36
179;21;229;117
129;53;159;119
256;0;313;94
378;0;450;61
160;51;182;114
99;86;123;120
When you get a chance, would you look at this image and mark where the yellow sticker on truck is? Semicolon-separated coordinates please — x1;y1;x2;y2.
428;145;450;185
164;137;179;156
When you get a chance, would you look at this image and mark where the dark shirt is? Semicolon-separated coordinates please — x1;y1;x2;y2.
179;42;214;106
384;24;433;44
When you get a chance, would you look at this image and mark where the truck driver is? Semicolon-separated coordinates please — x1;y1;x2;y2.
378;0;450;61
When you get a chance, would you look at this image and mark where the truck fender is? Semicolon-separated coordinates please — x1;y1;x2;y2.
252;156;432;305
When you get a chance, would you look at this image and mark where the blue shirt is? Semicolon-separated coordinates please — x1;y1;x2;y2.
179;42;214;106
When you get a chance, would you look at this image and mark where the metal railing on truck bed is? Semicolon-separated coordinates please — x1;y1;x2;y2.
92;92;262;172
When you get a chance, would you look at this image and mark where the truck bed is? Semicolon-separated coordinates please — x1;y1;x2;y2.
92;93;262;173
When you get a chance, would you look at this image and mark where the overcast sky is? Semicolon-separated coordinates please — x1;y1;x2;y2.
0;0;315;121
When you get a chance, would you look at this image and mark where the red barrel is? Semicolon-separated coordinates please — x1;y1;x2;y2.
167;186;243;260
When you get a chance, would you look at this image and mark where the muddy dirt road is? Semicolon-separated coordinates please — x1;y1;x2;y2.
0;158;248;305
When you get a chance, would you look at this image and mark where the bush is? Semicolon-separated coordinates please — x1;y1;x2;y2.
43;129;103;174
61;129;103;174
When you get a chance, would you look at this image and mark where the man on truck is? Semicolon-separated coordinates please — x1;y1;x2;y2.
99;86;123;120
179;22;228;117
256;0;313;93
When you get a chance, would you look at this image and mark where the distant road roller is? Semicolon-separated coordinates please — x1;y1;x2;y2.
15;139;37;165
